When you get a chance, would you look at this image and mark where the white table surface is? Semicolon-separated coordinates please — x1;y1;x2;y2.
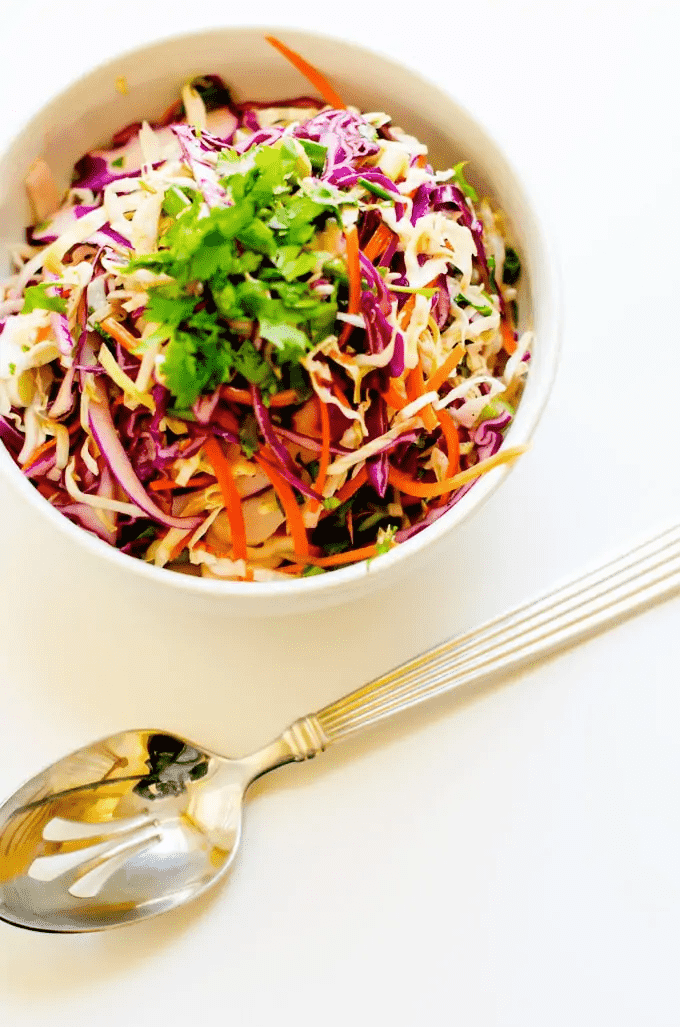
1;1;679;1023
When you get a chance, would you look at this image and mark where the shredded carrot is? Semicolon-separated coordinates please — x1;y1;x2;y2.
331;378;351;408
308;396;331;513
501;317;518;355
406;362;438;431
99;317;141;353
380;377;409;410
21;419;81;471
333;464;368;505
265;36;346;109
212;406;240;433
203;436;248;563
293;543;380;568
338;225;361;347
435;408;460;477
389;445;527;498
148;474;216;492
363;222;396;263
255;449;309;557
21;437;56;471
168;530;193;562
426;342;466;394
398;292;418;328
221;385;300;408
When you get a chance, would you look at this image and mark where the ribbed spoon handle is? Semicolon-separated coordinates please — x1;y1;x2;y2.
313;523;680;742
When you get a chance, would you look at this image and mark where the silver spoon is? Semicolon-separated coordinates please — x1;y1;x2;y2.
2;521;680;933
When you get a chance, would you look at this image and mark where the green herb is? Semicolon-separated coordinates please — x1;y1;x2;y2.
190;75;232;112
502;247;521;285
163;187;191;217
371;524;398;560
297;138;328;170
451;161;479;202
387;284;437;298
302;565;326;576
111;156;125;169
487;254;497;292
323;539;352;556
8;362;16;375
238;413;259;458
323;496;341;511
22;283;67;315
125;138;363;408
357;177;395;201
455;293;493;317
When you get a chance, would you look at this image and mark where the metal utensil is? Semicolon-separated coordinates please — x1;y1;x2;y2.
2;522;679;933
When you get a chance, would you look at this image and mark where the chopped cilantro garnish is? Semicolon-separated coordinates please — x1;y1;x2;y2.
297;138;327;170
302;565;326;576
375;524;398;556
8;362;16;375
357;177;395;201
124;138;360;408
503;247;521;285
455;292;493;317
323;496;341;511
238;413;260;458
487;254;497;292
387;284;437;298
111;156;125;169
22;283;67;315
451;161;479;202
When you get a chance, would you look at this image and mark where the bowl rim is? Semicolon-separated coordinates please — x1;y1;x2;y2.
0;24;561;600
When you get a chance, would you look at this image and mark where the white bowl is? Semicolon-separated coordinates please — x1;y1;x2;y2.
0;27;560;616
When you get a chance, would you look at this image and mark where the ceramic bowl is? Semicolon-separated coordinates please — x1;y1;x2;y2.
0;27;560;615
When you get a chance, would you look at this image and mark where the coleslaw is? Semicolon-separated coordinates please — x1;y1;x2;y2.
0;39;531;581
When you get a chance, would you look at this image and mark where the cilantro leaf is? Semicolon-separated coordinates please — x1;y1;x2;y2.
452;161;479;202
502;247;521;285
22;283;67;315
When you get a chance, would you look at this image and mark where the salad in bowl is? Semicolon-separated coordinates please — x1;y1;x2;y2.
0;37;530;583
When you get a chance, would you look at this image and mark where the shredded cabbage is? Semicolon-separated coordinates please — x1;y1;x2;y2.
0;57;530;579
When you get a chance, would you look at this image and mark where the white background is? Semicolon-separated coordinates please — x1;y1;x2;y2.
1;1;680;1024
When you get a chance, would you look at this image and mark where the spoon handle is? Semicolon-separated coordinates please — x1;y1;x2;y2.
310;522;680;743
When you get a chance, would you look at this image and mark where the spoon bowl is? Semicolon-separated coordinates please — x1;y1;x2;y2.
0;730;250;932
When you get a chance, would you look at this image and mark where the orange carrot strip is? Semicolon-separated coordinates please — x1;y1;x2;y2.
212;406;240;433
309;396;331;513
406;362;437;431
398;292;418;328
148;474;216;492
203;436;248;563
333;465;368;505
221;385;300;408
100;317;141;353
255;449;309;558
331;378;351;408
265;36;346;109
275;562;310;575
21;437;56;471
168;530;193;562
426;343;466;394
380;377;409;410
21;418;81;470
338;225;361;347
293;543;379;568
363;222;396;263
435;408;460;477
389;445;526;498
501;317;518;355
433;408;460;506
